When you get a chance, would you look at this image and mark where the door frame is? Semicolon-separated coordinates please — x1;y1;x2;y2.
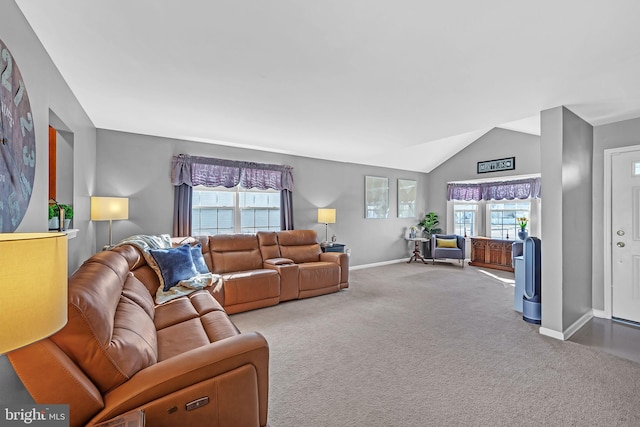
603;144;640;319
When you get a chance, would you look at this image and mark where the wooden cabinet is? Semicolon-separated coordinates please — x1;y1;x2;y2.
469;238;514;272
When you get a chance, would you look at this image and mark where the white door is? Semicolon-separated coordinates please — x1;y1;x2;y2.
611;150;640;323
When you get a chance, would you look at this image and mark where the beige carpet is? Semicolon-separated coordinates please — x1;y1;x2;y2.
231;262;640;426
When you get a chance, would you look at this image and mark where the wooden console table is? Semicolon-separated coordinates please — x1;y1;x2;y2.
469;237;514;272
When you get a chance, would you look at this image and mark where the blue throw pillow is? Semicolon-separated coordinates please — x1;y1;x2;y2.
149;244;199;291
191;243;210;274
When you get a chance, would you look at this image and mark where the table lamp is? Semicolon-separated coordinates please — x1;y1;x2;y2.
317;208;336;245
91;196;129;248
0;233;68;354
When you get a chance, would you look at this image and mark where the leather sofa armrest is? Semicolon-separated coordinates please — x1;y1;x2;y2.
263;262;299;301
320;252;342;263
264;257;294;266
89;332;269;427
8;339;105;427
320;252;349;288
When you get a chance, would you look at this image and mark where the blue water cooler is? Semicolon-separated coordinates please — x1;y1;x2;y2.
522;237;541;324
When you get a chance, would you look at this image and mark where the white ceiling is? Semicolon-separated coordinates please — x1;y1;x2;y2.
15;1;640;172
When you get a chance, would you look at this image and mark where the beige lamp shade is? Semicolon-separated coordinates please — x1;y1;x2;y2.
0;233;68;354
91;196;130;247
317;208;336;224
91;197;129;221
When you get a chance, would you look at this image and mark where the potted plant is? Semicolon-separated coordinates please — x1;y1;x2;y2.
48;203;74;230
48;204;58;230
418;212;442;238
60;204;74;230
517;216;528;240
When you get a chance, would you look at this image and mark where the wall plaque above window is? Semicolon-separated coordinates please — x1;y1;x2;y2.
477;157;515;174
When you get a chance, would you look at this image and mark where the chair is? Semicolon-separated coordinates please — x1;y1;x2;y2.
431;234;465;267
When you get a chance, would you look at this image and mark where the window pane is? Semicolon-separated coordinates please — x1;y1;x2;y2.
488;201;531;239
218;209;234;229
453;203;476;237
269;210;280;227
490;212;501;225
240;191;279;207
200;209;219;228
192;185;281;235
254;209;268;227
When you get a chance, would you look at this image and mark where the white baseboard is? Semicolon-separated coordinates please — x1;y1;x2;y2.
350;259;407;270
563;310;593;340
539;327;565;340
539;310;594;341
592;309;608;319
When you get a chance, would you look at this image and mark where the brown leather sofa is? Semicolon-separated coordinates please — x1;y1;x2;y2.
194;233;282;314
8;247;269;427
175;230;349;314
260;230;349;299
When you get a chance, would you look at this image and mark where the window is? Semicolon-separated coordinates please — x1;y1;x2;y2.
453;203;477;236
489;201;530;239
192;185;281;235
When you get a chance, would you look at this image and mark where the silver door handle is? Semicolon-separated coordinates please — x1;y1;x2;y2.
617;242;626;248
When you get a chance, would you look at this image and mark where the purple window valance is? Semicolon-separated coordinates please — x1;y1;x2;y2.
447;177;541;201
171;154;294;191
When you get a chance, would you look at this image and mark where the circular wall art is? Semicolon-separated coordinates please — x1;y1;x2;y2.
0;38;35;232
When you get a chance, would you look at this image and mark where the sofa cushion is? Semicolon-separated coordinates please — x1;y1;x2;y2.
121;272;155;320
298;262;340;291
50;251;158;394
149;244;199;291
219;269;280;307
191;243;210;274
209;234;264;273
116;234;173;291
277;230;322;264
257;231;281;260
155;291;239;361
436;238;458;248
154;290;226;330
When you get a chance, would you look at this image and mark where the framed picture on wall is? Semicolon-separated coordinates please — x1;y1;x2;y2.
477;157;515;174
365;176;389;219
397;179;417;218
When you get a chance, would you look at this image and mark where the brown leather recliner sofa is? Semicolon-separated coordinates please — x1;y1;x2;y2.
259;230;349;299
175;229;349;314
8;246;269;427
8;229;346;426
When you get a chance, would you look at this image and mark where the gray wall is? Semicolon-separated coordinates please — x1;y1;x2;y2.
592;116;640;310
427;127;541;230
540;108;564;333
1;2;97;274
540;107;593;334
96;129;429;266
0;0;97;403
560;109;593;328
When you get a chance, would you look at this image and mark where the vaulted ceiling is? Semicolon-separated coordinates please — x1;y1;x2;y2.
16;1;640;172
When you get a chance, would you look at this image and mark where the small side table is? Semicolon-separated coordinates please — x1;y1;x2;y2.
405;237;428;264
321;243;345;253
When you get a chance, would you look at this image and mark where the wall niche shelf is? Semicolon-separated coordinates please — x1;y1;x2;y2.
50;229;78;240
